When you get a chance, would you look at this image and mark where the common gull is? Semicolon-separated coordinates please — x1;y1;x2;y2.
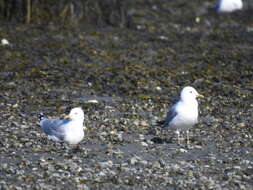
158;86;203;144
37;107;85;144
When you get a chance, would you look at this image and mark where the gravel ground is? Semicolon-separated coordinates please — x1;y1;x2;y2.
0;0;253;189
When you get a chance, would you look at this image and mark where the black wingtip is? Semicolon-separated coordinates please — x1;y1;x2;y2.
152;120;165;126
38;112;45;122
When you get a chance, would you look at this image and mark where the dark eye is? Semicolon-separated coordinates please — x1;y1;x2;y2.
190;91;193;93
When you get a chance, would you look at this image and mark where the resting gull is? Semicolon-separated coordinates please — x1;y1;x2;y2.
37;107;84;144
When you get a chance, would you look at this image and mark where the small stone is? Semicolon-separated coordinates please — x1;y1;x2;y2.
98;160;113;168
141;142;148;147
117;133;123;141
152;161;161;169
100;132;107;136
1;38;9;46
11;121;19;127
156;86;162;91
12;103;18;108
179;148;188;153
140;121;148;127
87;99;98;104
195;17;200;23
238;123;246;127
187;170;194;177
130;156;140;165
139;160;148;166
0;163;8;169
110;130;117;135
20;125;29;129
139;134;145;141
133;120;139;126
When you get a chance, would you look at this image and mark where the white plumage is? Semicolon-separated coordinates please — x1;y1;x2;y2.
161;86;203;144
215;0;243;12
38;107;85;144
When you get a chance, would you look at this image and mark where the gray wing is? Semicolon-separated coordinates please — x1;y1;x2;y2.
39;118;70;141
162;104;178;129
214;0;223;12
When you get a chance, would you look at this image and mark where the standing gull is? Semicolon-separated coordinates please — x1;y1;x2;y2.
37;107;85;144
158;86;203;144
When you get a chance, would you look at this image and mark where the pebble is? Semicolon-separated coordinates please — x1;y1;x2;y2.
1;38;9;46
139;134;145;141
133;120;139;126
140;141;148;147
130;156;141;165
98;160;113;168
87;99;98;104
179;148;188;153
140;121;148;127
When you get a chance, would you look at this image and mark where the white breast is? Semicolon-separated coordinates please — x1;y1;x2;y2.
169;101;198;131
64;121;84;144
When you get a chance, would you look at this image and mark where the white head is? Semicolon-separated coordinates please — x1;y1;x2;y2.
67;107;84;121
180;86;203;103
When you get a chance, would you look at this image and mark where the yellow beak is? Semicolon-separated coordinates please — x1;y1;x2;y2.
64;115;73;120
197;93;204;98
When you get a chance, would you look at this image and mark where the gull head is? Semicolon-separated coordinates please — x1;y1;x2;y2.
180;86;204;103
65;107;84;121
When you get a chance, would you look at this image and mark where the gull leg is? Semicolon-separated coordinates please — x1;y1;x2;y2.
176;130;181;144
186;130;190;145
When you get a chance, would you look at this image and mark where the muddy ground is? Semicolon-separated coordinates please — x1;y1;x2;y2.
0;1;253;189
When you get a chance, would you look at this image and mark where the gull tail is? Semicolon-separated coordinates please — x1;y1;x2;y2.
152;119;170;130
37;112;46;127
152;120;165;126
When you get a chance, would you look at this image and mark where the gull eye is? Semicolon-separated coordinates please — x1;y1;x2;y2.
190;91;193;93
